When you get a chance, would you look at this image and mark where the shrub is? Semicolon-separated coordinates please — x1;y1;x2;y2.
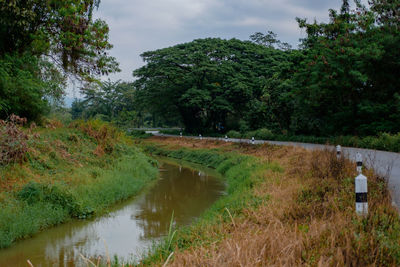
244;128;274;140
70;119;122;155
226;130;241;138
128;130;152;139
0;114;30;165
16;181;86;218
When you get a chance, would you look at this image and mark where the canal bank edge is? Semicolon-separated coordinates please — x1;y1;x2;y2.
0;122;159;249
136;138;400;266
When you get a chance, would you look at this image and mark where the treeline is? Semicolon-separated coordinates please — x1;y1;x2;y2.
0;0;118;121
71;80;176;128
132;0;399;137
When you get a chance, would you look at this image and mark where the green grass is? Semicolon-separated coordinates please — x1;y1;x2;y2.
0;122;159;249
137;143;281;265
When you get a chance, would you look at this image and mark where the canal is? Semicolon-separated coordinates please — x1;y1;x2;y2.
0;158;225;266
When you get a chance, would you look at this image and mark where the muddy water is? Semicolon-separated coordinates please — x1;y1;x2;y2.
0;159;225;266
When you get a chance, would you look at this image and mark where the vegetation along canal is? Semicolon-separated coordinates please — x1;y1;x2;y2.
0;159;226;266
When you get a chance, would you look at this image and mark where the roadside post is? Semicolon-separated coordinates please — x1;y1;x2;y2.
356;152;362;173
336;145;342;159
225;135;228;142
355;173;368;216
199;134;202;140
180;132;182;138
251;137;255;145
354;152;367;215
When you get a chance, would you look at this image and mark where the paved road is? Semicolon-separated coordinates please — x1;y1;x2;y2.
155;133;400;208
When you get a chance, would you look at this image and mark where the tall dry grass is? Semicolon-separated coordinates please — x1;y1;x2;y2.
144;137;399;266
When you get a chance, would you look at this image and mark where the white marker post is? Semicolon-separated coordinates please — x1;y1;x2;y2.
356;152;363;173
225;135;228;142
251;137;255;145
355;173;368;216
199;134;202;140
336;145;342;159
180;132;182;138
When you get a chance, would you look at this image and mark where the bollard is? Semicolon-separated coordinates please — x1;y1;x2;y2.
180;132;182;138
355;173;368;215
356;152;362;173
336;145;341;159
199;134;202;140
251;137;255;145
225;135;228;142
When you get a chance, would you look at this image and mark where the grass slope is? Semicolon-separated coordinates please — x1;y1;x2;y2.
0;120;158;248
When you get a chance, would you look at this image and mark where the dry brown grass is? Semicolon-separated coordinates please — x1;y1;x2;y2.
144;137;399;267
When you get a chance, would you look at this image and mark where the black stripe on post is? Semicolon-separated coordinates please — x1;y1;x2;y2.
356;192;367;202
357;162;363;167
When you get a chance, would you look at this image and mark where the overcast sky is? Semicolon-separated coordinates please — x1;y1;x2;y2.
68;0;346;98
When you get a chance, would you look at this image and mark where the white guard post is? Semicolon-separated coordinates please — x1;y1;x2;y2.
355;173;368;216
199;134;202;140
356;152;363;173
251;137;255;145
225;135;228;142
180;132;182;138
336;145;342;159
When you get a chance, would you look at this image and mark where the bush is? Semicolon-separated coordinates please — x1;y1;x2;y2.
0;114;30;165
70;119;122;154
244;128;274;140
226;130;241;138
17;181;85;218
128;130;152;139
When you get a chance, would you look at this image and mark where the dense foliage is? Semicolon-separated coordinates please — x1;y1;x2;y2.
0;0;118;121
133;38;288;133
132;0;399;137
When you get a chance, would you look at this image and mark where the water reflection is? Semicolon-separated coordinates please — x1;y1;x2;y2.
0;160;225;266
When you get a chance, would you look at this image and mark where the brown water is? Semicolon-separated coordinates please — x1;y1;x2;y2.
0;159;225;266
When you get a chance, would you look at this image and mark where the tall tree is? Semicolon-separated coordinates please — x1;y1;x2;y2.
0;0;119;80
0;0;119;120
290;0;400;135
134;38;285;133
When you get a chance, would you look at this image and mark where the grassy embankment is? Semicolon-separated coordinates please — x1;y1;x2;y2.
0;119;158;249
137;136;400;266
160;129;400;153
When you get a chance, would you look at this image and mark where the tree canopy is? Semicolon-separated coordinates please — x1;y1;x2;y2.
0;0;118;121
131;0;399;136
133;38;287;133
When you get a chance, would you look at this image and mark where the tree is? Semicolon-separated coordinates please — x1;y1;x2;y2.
250;30;292;51
0;0;119;80
0;0;119;120
290;0;400;135
134;38;285;133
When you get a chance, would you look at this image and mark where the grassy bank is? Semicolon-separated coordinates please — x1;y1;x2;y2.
135;137;400;266
0;119;158;249
138;141;276;265
159;129;400;153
